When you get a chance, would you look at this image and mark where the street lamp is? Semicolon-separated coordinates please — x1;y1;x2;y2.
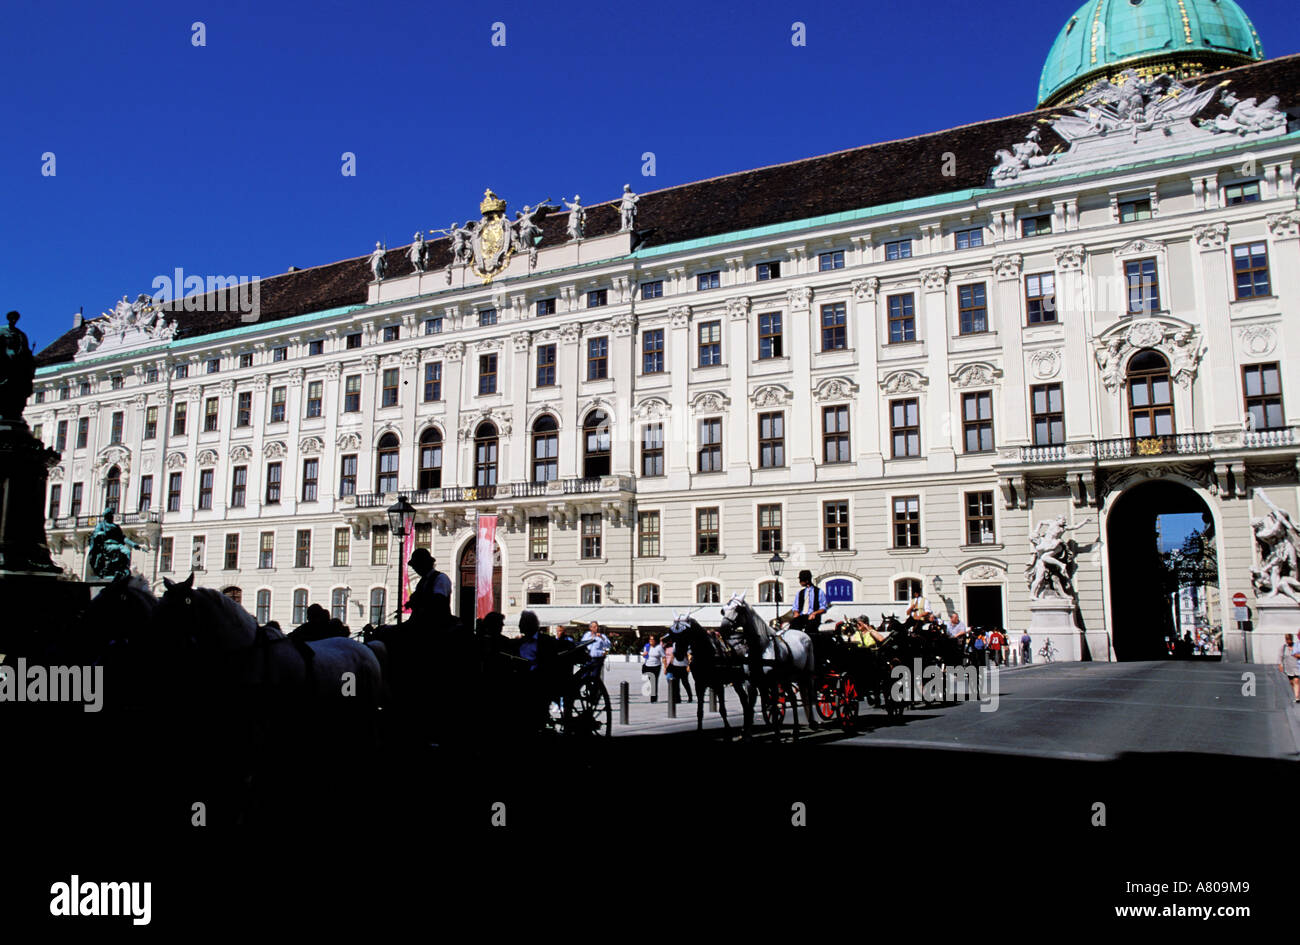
769;550;785;623
387;495;415;625
603;580;614;603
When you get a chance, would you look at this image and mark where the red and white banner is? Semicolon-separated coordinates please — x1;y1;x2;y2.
399;524;416;615
475;514;497;621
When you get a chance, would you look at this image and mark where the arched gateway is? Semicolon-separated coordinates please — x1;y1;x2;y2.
458;539;502;622
1106;479;1221;661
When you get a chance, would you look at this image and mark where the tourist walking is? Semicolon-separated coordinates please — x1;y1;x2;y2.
641;634;664;703
581;621;612;676
989;627;1005;666
1020;631;1032;664
1279;632;1300;703
665;640;693;703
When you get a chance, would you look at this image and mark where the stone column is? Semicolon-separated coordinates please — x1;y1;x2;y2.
920;267;955;472
667;307;691;488
1053;245;1096;441
851;277;883;477
992;255;1029;445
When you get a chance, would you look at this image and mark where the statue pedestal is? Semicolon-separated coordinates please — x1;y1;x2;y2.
1026;598;1081;662
1241;598;1300;665
0;419;61;574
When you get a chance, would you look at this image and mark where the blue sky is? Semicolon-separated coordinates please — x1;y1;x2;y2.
2;0;1297;353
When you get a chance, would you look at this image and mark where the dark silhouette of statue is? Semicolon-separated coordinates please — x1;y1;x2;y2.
0;311;35;421
87;507;141;579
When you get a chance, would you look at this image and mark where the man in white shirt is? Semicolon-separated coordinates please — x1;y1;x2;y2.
784;570;826;633
581;621;612;676
947;612;968;639
906;593;930;622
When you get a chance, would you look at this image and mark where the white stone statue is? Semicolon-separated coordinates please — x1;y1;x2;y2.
448;222;475;265
408;232;426;273
368;241;387;282
1200;90;1286;136
1250;490;1300;605
77;322;102;354
992;127;1058;181
617;184;639;231
1026;515;1085;600
1095;339;1125;392
563;195;585;241
511;203;552;268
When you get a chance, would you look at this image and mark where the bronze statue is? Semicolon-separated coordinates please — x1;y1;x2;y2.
87;507;141;580
0;311;35;421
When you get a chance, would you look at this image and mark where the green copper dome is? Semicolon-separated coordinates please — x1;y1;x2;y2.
1038;0;1264;107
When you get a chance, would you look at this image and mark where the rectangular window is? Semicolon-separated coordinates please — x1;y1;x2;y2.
69;482;83;517
230;466;247;507
698;321;721;366
301;458;318;501
224;533;239;570
293;590;308;625
47;484;61;519
109;411;124;444
758;504;782;553
381;368;400;407
478;354;497;395
587;337;608;380
958;283;988;334
756;261;781;281
892;497;920;548
56;420;68;451
818;250;845;271
954;227;984;250
965;492;996;545
1243;363;1284;431
890;399;921;458
884;239;912;260
333;527;350;567
581;513;602;559
536;345;557;386
256;590;270;624
414;522;432;551
586;290;607;309
1026;273;1057;324
479;308;498;325
191;537;206;575
1125;258;1160;314
822;405;851;463
529;516;549;561
259;532;274;569
236;391;252;427
143;407;157;439
145;367;158;384
383;326;399;342
820;302;847;351
167;472;182;512
639;281;663;299
79;380;92;396
824;501;850;551
269;387;286;423
641;330;664;374
305;381;323;418
204;397;219;432
265;462;282;504
424;317;443;335
160;537;173;573
1224;180;1260;205
423;362;442;401
371;526;388;566
1031;383;1065;445
698;418;722;472
758;412;785;468
198;468;214;509
1233;242;1270;299
888;294;916;344
962;391;994;453
695;508;719;555
206;358;220;375
641;423;664;477
1021;215;1053;238
344;375;361;412
239;352;254;368
758;313;783;359
32;424;41;443
536;298;557;317
346;332;362;349
339;454;357;496
696;271;720;291
137;476;152;513
1119;197;1152;223
273;346;288;362
76;417;89;449
638;511;660;557
295;529;311;568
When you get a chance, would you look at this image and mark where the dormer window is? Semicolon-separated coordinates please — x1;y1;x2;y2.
1119;197;1152;223
756;261;781;281
1224;180;1261;205
954;227;984;250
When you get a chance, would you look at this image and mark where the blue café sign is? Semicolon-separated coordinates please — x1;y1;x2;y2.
824;579;853;603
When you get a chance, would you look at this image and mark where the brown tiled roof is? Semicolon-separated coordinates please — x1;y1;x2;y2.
35;53;1299;369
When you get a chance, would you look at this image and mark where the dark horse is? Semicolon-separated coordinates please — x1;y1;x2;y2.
662;613;753;740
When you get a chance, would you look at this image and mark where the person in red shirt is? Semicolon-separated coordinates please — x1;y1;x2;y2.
988;627;1005;666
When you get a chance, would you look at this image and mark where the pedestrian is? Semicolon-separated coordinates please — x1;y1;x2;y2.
947;612;968;639
581;620;612;676
553;624;573;647
1020;631;1032;664
1279;632;1300;703
973;630;987;667
989;627;1004;666
665;639;693;703
641;633;664;703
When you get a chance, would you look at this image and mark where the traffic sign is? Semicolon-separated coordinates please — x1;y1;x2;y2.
1232;592;1247;607
1233;606;1249;623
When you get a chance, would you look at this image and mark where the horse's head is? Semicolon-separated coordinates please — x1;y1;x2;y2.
720;592;748;627
157;573;255;653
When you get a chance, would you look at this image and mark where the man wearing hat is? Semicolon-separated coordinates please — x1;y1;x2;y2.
407;548;452;627
783;569;826;633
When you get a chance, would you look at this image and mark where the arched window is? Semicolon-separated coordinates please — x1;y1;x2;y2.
376;433;400;493
1126;350;1174;439
369;587;386;625
894;578;921;603
758;580;782;604
475;422;498;488
637;583;660;604
696;582;720;604
292;588;309;625
580;583;602;604
222;586;242;606
255;588;271;624
532;415;559;483
104;465;122;512
419;428;443;490
583;410;611;478
331;588;347;622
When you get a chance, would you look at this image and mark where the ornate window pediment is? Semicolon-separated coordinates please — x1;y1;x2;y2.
1093;316;1204;392
950;362;1004;389
690;390;731;413
814;376;860;402
879;370;928;395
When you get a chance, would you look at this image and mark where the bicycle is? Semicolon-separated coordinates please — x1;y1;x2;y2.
1038;639;1058;663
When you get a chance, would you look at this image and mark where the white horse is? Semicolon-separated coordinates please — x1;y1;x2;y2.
721;592;818;737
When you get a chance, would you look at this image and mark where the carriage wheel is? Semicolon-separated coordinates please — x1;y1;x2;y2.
563;677;612;738
814;679;838;722
760;682;786;728
839;678;860;731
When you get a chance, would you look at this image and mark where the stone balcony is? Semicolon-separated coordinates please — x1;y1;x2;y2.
993;427;1300;508
341;475;636;536
45;510;162;553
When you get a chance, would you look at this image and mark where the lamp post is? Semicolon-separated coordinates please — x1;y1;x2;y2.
769;550;785;624
603;580;614;604
387;495;415;625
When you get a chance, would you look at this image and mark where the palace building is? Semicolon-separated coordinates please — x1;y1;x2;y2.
25;1;1300;661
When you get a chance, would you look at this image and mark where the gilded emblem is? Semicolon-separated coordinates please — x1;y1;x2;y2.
1136;437;1165;456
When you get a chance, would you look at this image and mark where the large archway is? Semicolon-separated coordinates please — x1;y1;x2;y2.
1107;479;1220;661
458;539;502;623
